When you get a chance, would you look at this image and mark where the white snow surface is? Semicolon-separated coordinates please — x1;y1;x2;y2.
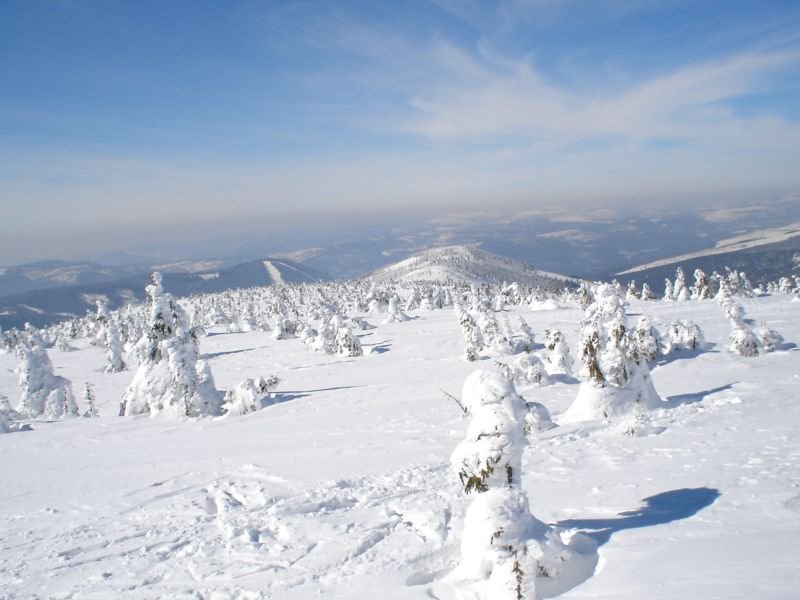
262;261;285;285
1;296;800;598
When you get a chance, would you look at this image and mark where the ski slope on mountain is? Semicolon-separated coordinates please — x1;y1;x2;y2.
1;294;799;598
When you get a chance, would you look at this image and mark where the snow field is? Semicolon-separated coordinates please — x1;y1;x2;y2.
0;294;799;598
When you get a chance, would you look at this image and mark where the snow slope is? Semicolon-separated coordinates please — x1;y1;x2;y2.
1;295;799;598
368;245;577;289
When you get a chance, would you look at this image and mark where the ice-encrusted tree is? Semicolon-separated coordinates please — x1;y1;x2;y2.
104;316;127;373
333;326;363;357
692;269;711;300
543;329;572;375
674;267;690;301
119;272;222;418
663;278;674;301
561;283;663;423
640;282;656;301
222;375;280;416
17;343;78;419
444;370;594;599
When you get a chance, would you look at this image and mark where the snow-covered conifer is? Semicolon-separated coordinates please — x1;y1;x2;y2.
692;269;711;300
625;280;639;301
631;316;662;362
120;273;222;418
562;284;662;423
544;329;572;375
82;383;99;417
674;268;689;301
445;370;591;599
334;327;363;357
17;343;78;419
640;282;656;300
104;317;127;373
663;278;674;301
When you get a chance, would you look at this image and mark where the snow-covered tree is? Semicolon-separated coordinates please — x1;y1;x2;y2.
674;267;689;301
561;284;663;423
333;326;363;357
104;317;127;373
543;329;572;375
662;319;705;354
222;375;280;416
625;280;639;301
692;269;711;300
445;370;591;599
82;383;99;418
17;343;78;419
640;282;656;301
119;272;223;418
631;316;662;362
663;278;674;301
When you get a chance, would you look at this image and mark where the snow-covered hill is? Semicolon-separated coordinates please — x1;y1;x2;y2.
368;245;577;289
0;258;329;330
1;288;799;598
615;223;800;291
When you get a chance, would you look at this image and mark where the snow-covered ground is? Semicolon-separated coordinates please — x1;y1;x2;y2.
1;295;799;598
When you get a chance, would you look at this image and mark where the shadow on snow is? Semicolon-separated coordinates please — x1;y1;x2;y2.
557;487;720;546
664;383;737;408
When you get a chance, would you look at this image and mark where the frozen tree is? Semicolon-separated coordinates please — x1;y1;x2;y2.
333;326;363;357
120;273;223;418
444;370;593;599
673;267;689;301
640;282;656;301
692;269;711;300
223;375;280;416
561;284;663;423
17;343;78;419
631;316;662;362
625;280;639;301
104;317;127;373
662;320;705;354
663;278;674;301
543;329;572;375
82;383;99;418
384;294;410;323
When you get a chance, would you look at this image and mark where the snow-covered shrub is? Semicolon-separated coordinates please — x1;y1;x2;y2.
662;319;705;354
17;343;78;419
119;273;222;418
223;375;280;416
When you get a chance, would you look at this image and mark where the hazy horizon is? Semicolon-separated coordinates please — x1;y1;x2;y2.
3;0;800;264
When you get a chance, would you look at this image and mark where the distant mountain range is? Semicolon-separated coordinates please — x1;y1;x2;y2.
0;259;327;330
615;223;800;292
367;245;577;289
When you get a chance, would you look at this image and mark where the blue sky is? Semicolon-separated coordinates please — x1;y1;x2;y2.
2;0;800;262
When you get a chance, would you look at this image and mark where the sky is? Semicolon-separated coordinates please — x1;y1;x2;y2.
2;0;800;263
